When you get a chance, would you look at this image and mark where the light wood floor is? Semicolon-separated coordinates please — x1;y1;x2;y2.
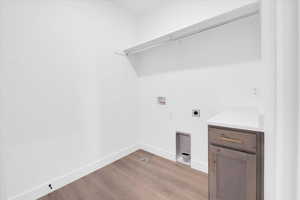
39;150;208;200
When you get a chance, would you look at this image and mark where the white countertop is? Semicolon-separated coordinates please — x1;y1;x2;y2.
207;108;264;132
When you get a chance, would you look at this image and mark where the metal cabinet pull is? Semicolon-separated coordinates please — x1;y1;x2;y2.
219;136;243;144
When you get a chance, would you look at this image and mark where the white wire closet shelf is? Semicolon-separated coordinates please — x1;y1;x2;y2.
123;2;259;56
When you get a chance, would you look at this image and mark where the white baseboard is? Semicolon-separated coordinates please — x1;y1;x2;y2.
139;144;208;174
139;144;176;162
8;145;139;200
191;160;208;173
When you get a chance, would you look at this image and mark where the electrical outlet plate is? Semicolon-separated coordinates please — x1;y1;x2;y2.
192;109;200;117
157;97;166;105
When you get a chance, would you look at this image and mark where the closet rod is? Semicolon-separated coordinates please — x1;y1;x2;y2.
126;10;259;56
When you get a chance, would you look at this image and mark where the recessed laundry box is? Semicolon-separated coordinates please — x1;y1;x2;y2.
176;132;191;166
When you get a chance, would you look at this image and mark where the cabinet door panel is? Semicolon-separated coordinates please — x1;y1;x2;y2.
209;145;256;200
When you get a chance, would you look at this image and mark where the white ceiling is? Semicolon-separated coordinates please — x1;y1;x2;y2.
110;0;168;15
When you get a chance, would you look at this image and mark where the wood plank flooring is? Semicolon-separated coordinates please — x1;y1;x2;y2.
39;150;208;200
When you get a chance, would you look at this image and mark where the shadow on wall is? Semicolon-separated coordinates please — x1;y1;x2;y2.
128;14;261;77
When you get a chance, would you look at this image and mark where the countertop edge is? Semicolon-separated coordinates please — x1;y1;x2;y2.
207;121;264;133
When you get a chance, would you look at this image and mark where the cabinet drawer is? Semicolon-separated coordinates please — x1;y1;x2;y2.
209;126;257;153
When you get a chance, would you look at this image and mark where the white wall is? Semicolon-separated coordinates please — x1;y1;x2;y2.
134;1;262;172
260;0;300;199
1;1;298;200
0;0;138;199
260;0;277;200
138;61;262;171
0;0;7;197
298;1;300;198
275;0;298;199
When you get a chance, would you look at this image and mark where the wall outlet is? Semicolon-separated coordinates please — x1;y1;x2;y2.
252;88;258;96
192;109;200;117
157;97;166;105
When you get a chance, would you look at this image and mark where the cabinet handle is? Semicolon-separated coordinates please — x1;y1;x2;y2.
213;160;217;172
218;136;243;144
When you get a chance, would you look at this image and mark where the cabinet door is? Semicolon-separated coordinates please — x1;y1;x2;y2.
209;145;256;200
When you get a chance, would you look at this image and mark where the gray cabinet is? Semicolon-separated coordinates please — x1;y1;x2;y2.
208;126;264;200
